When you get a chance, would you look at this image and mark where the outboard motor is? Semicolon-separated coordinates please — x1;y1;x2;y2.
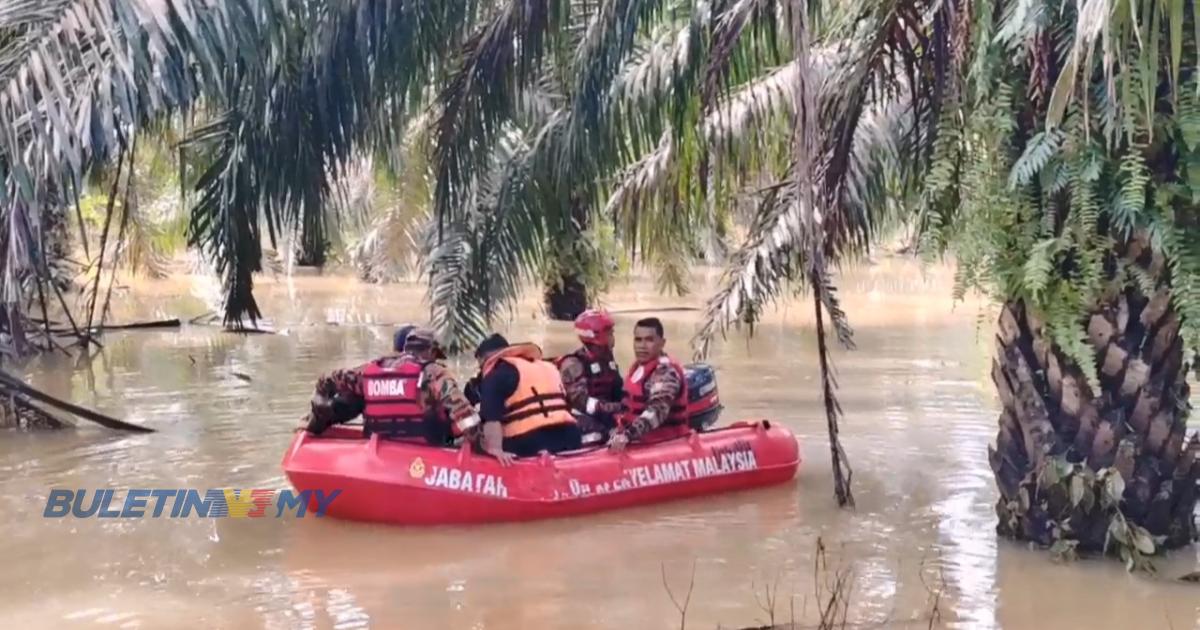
683;363;722;431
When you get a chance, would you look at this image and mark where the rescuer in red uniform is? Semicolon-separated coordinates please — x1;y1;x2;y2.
555;309;625;443
307;326;480;445
608;317;689;452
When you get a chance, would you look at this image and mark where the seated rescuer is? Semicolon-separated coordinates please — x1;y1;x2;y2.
475;333;583;465
306;324;414;433
555;309;624;442
608;317;690;452
307;326;480;445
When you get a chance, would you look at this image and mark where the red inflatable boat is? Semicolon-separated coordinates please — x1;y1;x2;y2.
281;420;801;525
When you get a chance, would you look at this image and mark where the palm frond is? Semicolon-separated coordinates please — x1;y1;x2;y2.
0;0;275;329
702;0;788;109
181;0;480;326
430;1;696;335
432;0;572;231
556;0;677;197
424;221;491;350
831;97;911;259
606;53;806;224
351;114;439;282
602;0;798;280
610;15;699;109
694;0;960;353
604;131;675;219
425;129;545;352
181;112;264;327
817;0;964;210
350;160;429;283
706;60;799;150
0;0;276;195
692;177;807;358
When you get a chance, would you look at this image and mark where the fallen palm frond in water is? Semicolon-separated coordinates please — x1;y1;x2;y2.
0;370;154;433
31;318;182;336
88;318;181;331
188;311;220;325
224;326;277;335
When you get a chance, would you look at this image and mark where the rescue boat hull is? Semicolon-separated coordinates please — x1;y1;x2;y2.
281;420;800;525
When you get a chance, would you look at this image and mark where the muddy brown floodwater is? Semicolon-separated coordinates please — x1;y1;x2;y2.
0;258;1197;629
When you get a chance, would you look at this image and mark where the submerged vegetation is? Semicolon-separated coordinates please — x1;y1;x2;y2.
0;0;1197;566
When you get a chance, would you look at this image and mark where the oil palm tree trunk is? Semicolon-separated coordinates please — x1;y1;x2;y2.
296;212;329;268
544;195;590;321
545;275;588;320
990;234;1200;556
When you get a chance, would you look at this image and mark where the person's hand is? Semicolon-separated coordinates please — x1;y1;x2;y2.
464;376;482;406
600;401;624;415
607;431;629;453
489;449;518;467
305;395;336;434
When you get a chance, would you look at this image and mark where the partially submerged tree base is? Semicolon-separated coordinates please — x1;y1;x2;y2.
989;238;1200;567
545;274;588;321
0;371;153;433
0;394;71;430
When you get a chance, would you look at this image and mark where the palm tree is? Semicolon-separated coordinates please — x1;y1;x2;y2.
692;0;1199;563
0;0;483;342
428;0;684;338
0;0;272;348
178;0;488;328
426;0;811;340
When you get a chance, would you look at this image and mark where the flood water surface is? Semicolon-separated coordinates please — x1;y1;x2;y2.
0;260;1197;629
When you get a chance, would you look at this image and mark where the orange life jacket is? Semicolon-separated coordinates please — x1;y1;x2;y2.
483;344;575;438
361;358;430;440
622;354;690;439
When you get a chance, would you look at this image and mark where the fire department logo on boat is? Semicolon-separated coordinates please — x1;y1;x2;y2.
423;466;508;498
409;457;426;479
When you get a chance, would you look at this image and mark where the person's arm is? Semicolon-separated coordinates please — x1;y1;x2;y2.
422;363;481;434
482;421;510;464
308;364;367;433
561;355;624;417
479;362;519;466
611;363;680;449
463;373;483;406
558;356;591;413
314;365;365;399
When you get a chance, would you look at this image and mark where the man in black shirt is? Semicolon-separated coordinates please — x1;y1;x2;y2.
474;334;582;464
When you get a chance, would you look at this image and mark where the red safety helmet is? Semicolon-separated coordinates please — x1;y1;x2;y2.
574;309;615;346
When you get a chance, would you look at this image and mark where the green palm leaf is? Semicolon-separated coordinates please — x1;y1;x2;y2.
180;0;481;326
424;129;545;351
432;0;573;232
0;0;276;333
